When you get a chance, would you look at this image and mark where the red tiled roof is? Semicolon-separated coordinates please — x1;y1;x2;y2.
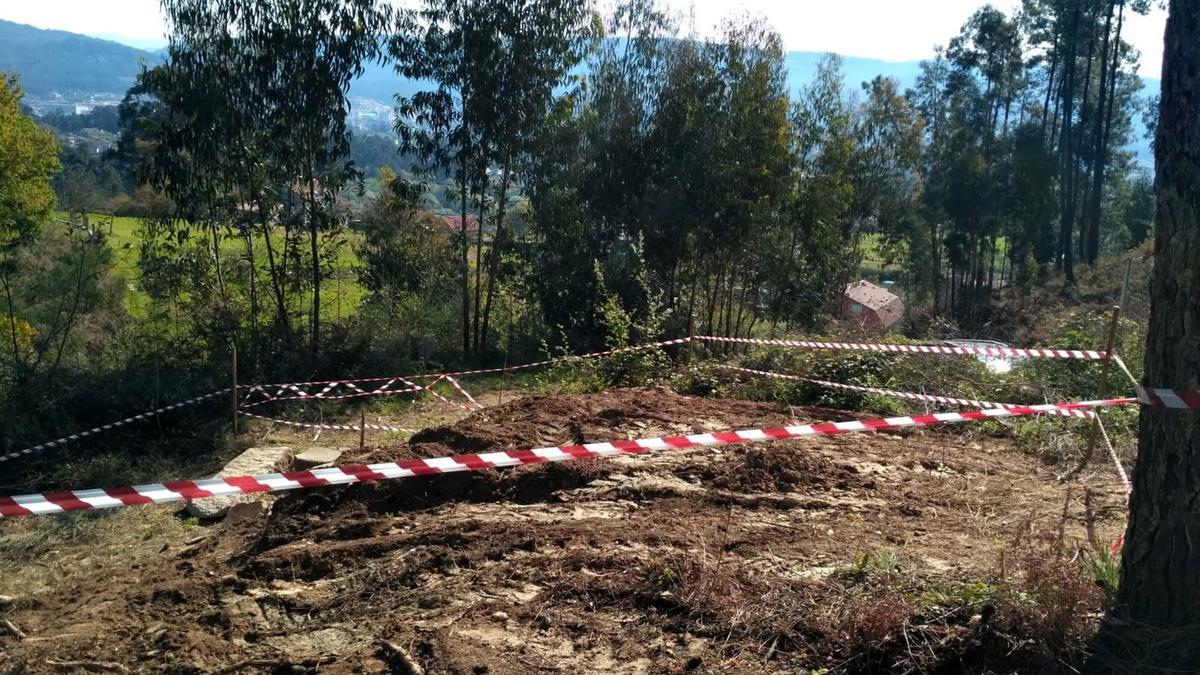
844;280;900;310
440;214;481;232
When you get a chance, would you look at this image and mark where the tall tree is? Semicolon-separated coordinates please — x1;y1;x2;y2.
150;0;392;356
392;0;490;358
0;74;59;248
474;0;597;353
1102;0;1200;658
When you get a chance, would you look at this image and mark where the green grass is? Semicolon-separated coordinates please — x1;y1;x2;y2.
72;212;366;320
856;232;1012;287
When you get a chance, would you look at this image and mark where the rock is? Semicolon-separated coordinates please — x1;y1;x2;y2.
490;611;509;622
186;446;292;520
0;594;15;607
293;446;347;469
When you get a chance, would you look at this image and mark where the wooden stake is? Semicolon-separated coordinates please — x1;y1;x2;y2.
1073;258;1133;477
359;411;366;453
499;318;512;406
687;313;696;365
231;345;238;435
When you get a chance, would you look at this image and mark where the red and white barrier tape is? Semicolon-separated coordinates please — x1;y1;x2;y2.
241;379;425;406
1136;384;1200;410
238;410;418;434
694;335;1107;360
0;398;1133;518
0;388;233;463
710;364;1130;419
248;337;694;389
444;375;482;410
238;334;1104;398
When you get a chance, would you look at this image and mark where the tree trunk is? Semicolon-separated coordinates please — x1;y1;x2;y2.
1074;1;1100;267
1057;0;1083;283
472;182;487;353
1088;0;1126;264
480;159;512;352
460;166;471;358
305;164;321;356
1103;0;1200;651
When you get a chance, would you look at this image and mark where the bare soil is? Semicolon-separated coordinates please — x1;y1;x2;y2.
0;387;1127;674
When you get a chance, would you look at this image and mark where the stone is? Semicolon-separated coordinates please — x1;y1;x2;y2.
186;446;292;520
293;446;347;469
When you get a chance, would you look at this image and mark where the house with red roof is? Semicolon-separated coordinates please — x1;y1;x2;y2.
841;280;904;329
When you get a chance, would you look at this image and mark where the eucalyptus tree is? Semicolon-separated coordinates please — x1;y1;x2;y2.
524;0;675;348
782;54;860;327
473;0;598;352
143;0;392;356
391;0;487;357
393;0;596;357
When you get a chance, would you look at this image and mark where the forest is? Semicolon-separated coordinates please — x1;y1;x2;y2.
5;0;1200;671
0;0;1158;460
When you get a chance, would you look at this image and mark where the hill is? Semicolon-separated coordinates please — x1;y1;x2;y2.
0;19;927;101
0;20;152;95
0;19;1154;166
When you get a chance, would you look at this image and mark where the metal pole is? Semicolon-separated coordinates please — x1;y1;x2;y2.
1073;258;1133;477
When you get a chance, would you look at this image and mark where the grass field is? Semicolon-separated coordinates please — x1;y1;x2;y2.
74;213;365;319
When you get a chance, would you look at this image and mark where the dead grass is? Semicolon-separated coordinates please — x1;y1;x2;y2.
0;506;199;597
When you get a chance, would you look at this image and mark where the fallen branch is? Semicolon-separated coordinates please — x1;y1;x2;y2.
376;639;424;675
1;618;26;640
44;660;130;673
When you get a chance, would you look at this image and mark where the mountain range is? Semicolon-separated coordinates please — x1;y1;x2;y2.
0;18;1152;166
0;19;930;101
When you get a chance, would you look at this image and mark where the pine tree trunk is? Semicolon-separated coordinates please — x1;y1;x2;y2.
1088;0;1126;264
1111;0;1200;632
1058;0;1082;283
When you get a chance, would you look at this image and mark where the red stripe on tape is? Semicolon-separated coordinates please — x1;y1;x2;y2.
164;481;210;500
105;486;156;506
0;497;34;517
223;476;273;494
42;492;95;512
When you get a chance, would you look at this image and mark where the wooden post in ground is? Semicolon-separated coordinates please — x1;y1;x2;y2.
359;411;366;453
231;345;238;435
687;314;696;366
1074;258;1133;477
499;319;512;406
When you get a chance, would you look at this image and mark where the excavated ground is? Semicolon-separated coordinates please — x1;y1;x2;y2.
0;387;1127;674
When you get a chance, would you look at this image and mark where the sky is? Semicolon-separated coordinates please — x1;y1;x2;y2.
0;0;1170;77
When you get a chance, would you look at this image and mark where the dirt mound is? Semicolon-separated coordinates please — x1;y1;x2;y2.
0;388;1127;674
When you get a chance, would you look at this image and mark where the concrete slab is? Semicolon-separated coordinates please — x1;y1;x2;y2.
186;446;292;520
293;446;348;469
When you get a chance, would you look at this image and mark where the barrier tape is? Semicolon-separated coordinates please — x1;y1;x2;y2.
1111;353;1140;389
248;337;695;389
694;335;1107;360
1095;417;1131;495
5;333;1106;464
0;388;233;464
238;410;418;434
1136;384;1200;410
241;380;425;406
0;398;1133;518
445;375;483;410
710;365;1130;419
